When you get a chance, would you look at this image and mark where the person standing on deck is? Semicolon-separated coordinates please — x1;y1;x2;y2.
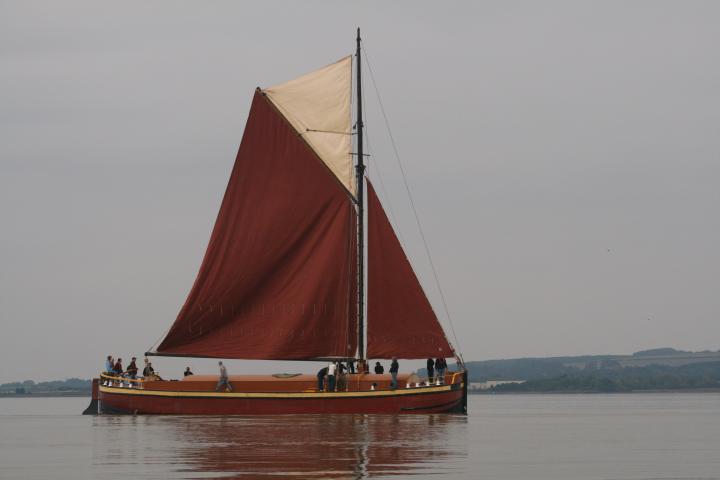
374;362;384;374
105;356;114;374
426;358;435;385
337;362;348;391
143;359;155;377
389;358;399;389
126;357;138;380
216;361;233;392
316;366;328;391
184;367;193;377
327;362;337;392
435;357;447;383
113;358;123;375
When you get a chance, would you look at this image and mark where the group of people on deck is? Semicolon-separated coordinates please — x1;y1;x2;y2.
316;357;448;392
104;355;450;392
103;355;163;382
426;357;448;384
105;355;199;382
316;360;353;392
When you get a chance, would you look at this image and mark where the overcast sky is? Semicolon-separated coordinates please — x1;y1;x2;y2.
1;1;719;383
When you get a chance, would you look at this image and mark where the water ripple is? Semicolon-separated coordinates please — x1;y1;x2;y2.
90;414;469;479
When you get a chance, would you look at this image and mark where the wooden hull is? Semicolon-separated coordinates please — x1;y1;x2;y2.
96;373;467;415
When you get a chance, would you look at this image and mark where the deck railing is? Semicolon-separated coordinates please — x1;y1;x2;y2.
100;373;147;389
99;370;463;392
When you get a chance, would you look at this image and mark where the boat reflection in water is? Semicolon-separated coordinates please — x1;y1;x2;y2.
93;414;468;479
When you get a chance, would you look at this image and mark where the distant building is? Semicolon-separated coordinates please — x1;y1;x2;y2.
470;380;525;391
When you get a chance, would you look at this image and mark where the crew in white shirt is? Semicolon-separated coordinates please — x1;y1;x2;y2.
327;362;337;391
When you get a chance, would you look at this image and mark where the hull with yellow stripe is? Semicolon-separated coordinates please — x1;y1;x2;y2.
94;372;467;415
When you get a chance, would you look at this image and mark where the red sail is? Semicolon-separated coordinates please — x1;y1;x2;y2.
156;91;357;359
366;181;454;359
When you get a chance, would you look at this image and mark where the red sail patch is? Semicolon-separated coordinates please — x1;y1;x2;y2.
366;180;454;359
157;91;357;360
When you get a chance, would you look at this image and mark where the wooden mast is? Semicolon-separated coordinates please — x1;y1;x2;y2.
355;28;366;363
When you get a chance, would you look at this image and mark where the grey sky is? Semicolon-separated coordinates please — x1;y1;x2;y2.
1;1;719;383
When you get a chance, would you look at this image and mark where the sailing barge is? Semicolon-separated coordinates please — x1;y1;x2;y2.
88;31;467;415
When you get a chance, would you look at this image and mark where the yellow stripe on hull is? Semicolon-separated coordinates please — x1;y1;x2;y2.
99;384;459;399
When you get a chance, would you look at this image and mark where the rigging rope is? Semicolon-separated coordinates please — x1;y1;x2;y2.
146;320;173;355
361;41;464;364
360;66;405;247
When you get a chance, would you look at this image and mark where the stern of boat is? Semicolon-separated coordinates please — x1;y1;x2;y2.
447;370;467;414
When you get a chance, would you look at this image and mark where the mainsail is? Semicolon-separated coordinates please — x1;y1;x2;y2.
366;181;455;359
156;61;357;359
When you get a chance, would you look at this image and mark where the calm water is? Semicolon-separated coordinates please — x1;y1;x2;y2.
1;394;719;479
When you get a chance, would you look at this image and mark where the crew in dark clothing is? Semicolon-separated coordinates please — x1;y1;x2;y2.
374;362;384;374
184;367;193;377
317;366;328;391
348;360;356;374
337;362;349;391
389;358;399;389
143;359;155;377
426;358;435;384
113;358;123;375
435;357;447;383
126;357;138;379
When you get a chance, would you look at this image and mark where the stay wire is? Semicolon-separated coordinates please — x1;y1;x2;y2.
361;41;464;363
146;321;173;356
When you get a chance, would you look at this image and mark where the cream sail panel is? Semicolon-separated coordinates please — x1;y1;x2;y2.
263;56;354;196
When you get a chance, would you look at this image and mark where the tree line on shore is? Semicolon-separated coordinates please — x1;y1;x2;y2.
0;378;91;395
465;357;720;393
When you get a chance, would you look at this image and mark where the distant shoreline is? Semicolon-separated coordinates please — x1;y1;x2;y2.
471;388;720;395
0;392;89;398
